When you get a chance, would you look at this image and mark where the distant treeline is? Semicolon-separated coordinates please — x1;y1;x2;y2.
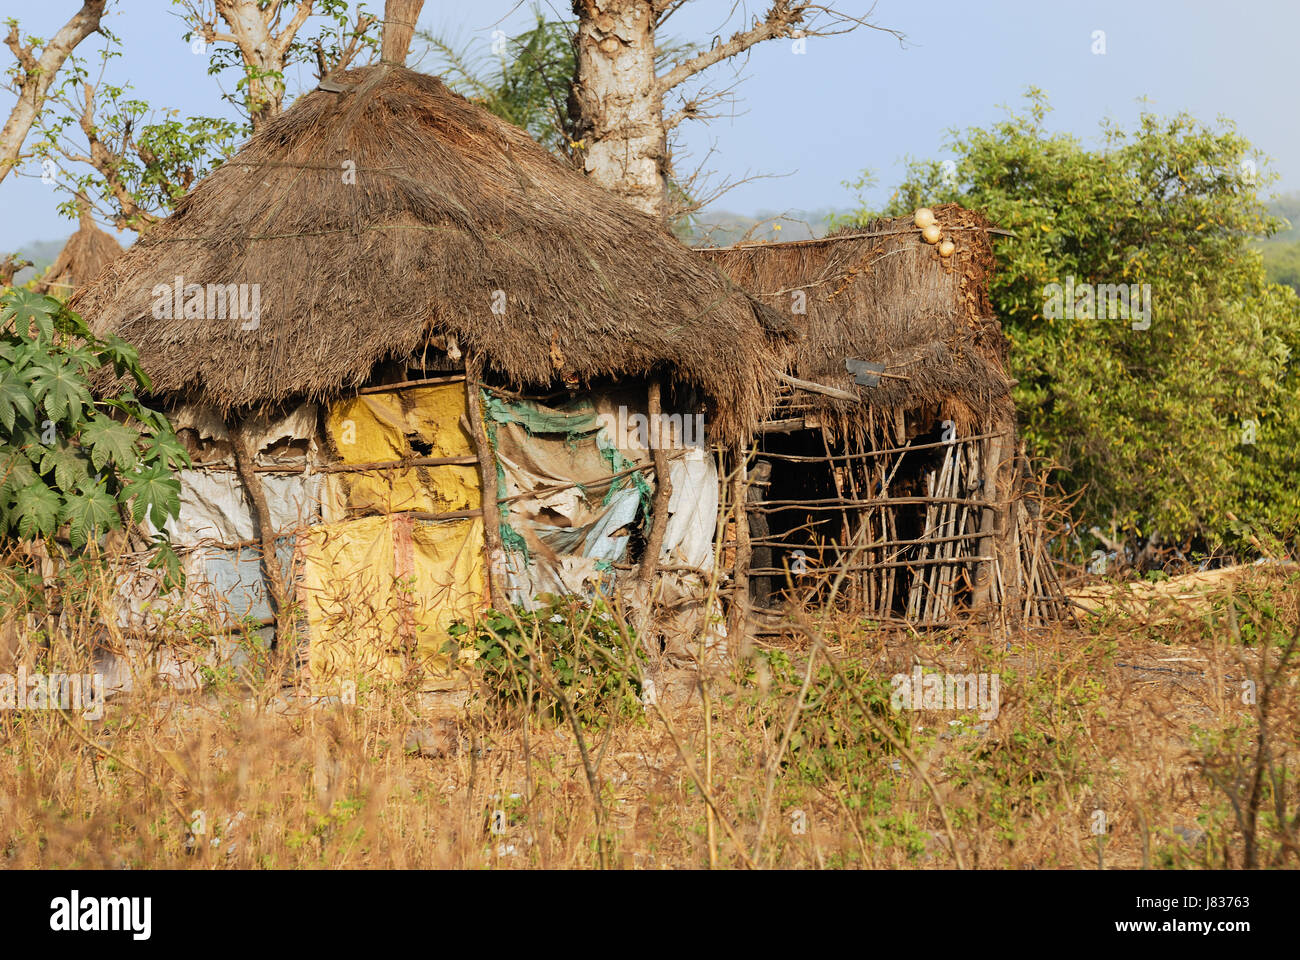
1259;192;1300;292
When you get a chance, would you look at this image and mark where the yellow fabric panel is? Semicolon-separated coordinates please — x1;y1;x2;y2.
299;514;485;693
300;515;402;687
323;464;480;517
409;516;485;648
326;384;472;464
323;383;479;518
326;394;407;463
403;384;474;457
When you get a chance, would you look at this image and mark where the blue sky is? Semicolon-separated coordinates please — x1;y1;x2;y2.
2;0;1297;249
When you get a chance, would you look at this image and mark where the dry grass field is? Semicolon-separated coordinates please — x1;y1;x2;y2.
2;560;1297;870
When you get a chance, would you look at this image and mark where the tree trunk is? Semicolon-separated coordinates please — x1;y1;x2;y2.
571;0;667;219
727;448;752;651
229;420;293;645
212;0;313;130
464;359;509;613
380;0;423;65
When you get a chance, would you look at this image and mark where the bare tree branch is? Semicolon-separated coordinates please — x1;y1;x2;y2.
0;0;107;185
655;2;903;95
271;0;315;60
0;253;33;287
314;11;377;80
58;81;160;230
655;1;803;95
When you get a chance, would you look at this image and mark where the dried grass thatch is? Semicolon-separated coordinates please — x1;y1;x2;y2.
73;65;786;443
35;206;124;297
698;204;1014;437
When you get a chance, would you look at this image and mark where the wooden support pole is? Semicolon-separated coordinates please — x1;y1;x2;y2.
633;380;675;651
971;413;1021;622
357;373;465;394
971;434;999;612
750;494;989;509
755;418;808;435
777;371;861;403
727;445;751;651
841;437;867;611
189;454;479;473
465;360;508;613
751;431;1006;463
1021;500;1042;627
995;424;1024;619
637;379;673;586
749;555;994;576
821;427;855;611
229;419;293;648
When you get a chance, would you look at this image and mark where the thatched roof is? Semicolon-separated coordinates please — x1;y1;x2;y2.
72;64;785;443
35;206;124;297
697;204;1014;435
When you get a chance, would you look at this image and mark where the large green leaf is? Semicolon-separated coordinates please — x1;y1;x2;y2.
122;460;181;528
13;482;61;540
37;441;92;495
0;454;39;503
1;289;57;342
0;365;36;432
0;291;189;576
61;477;120;549
95;334;149;387
82;413;140;472
29;358;93;423
142;428;192;470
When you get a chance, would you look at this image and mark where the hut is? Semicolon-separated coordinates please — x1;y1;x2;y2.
72;17;785;690
34;200;124;297
699;205;1068;629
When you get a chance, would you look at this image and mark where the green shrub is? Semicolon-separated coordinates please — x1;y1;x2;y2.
456;594;645;728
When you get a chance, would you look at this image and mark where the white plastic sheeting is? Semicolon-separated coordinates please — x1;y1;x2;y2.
149;470;323;545
485;387;722;609
660;448;718;571
125;449;323;631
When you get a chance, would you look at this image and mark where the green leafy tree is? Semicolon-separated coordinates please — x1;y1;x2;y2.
175;0;381;133
421;7;580;162
1260;193;1300;293
28;21;241;232
841;90;1300;553
0;288;188;584
419;3;701;225
24;3;382;233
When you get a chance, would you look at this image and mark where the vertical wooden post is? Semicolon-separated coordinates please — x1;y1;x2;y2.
745;460;772;609
972;431;1003;612
634;379;674;654
727;443;751;649
465;359;508;612
983;411;1022;620
840;436;866;611
229;419;292;646
821;427;855;611
637;378;673;584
